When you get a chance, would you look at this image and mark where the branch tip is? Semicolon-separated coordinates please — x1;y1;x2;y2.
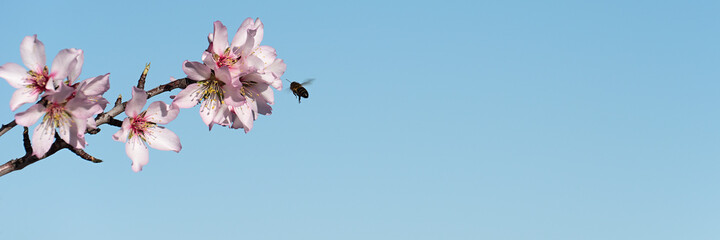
114;94;123;106
67;146;103;163
22;127;31;155
137;62;151;89
0;120;18;138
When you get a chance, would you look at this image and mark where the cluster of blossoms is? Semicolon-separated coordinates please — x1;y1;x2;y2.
0;18;286;173
173;19;286;132
0;35;109;158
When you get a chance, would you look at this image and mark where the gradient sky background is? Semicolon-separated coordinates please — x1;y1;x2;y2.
0;0;719;239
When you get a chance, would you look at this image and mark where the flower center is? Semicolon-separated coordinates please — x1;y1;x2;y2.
128;112;156;141
43;102;72;130
213;48;241;68
196;73;226;107
239;80;258;97
27;66;51;93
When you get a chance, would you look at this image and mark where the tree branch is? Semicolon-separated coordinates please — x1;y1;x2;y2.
137;62;150;90
67;147;103;163
0;98;48;138
107;118;123;127
1;75;196;177
93;77;194;129
22;127;31;156
0;132;105;177
0;120;18;138
0;135;66;177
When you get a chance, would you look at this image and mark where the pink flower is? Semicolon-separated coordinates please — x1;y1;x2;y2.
0;35;83;111
172;61;245;128
201;19;267;80
201;19;287;132
248;48;286;91
113;87;181;172
227;45;286;133
227;74;279;133
73;73;111;129
14;78;108;157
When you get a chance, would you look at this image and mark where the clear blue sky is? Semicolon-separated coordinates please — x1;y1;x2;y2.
1;0;719;239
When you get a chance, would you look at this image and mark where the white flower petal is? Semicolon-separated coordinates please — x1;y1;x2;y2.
45;84;74;103
212;21;229;55
68;118;87;149
126;136;149;172
232;104;254;133
145;101;179;124
31;121;55;158
172;83;201;109
145;126;181;152
67;49;84;83
222;84;245;107
252;46;277;67
0;63;29;89
199;101;220;127
214;66;233;85
77;73;110;96
49;48;83;84
201;52;215;69
15;104;46;126
182;61;211;81
230;18;253;51
125;86;147;117
57;117;86;149
20;35;46;72
9;88;39;111
112;118;131;142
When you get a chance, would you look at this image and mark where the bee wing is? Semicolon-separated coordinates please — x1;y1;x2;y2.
300;78;315;86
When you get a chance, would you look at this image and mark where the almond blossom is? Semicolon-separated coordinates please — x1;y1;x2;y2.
14;73;109;157
202;19;267;80
113;87;181;172
226;73;281;133
196;19;287;132
0;35;83;111
172;61;245;128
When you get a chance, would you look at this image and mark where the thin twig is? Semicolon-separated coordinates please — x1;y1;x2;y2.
0;120;18;138
90;77;193;131
0;137;65;177
114;94;123;107
1;76;197;177
67;147;102;163
0;98;48;138
137;62;151;90
146;77;196;99
22;127;31;156
0;133;105;177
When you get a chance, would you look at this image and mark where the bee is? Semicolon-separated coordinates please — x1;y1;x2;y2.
288;78;313;103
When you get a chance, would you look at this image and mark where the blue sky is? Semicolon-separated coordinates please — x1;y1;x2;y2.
0;0;719;239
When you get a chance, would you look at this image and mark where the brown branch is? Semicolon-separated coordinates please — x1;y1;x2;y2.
67;147;102;163
108;118;123;127
0;135;65;177
90;77;194;132
0;120;18;138
137;62;150;90
0;133;103;177
1;76;196;177
0;98;49;138
114;94;123;107
22;127;31;156
146;77;196;99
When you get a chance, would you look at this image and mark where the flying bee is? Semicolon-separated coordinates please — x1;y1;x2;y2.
287;78;313;103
